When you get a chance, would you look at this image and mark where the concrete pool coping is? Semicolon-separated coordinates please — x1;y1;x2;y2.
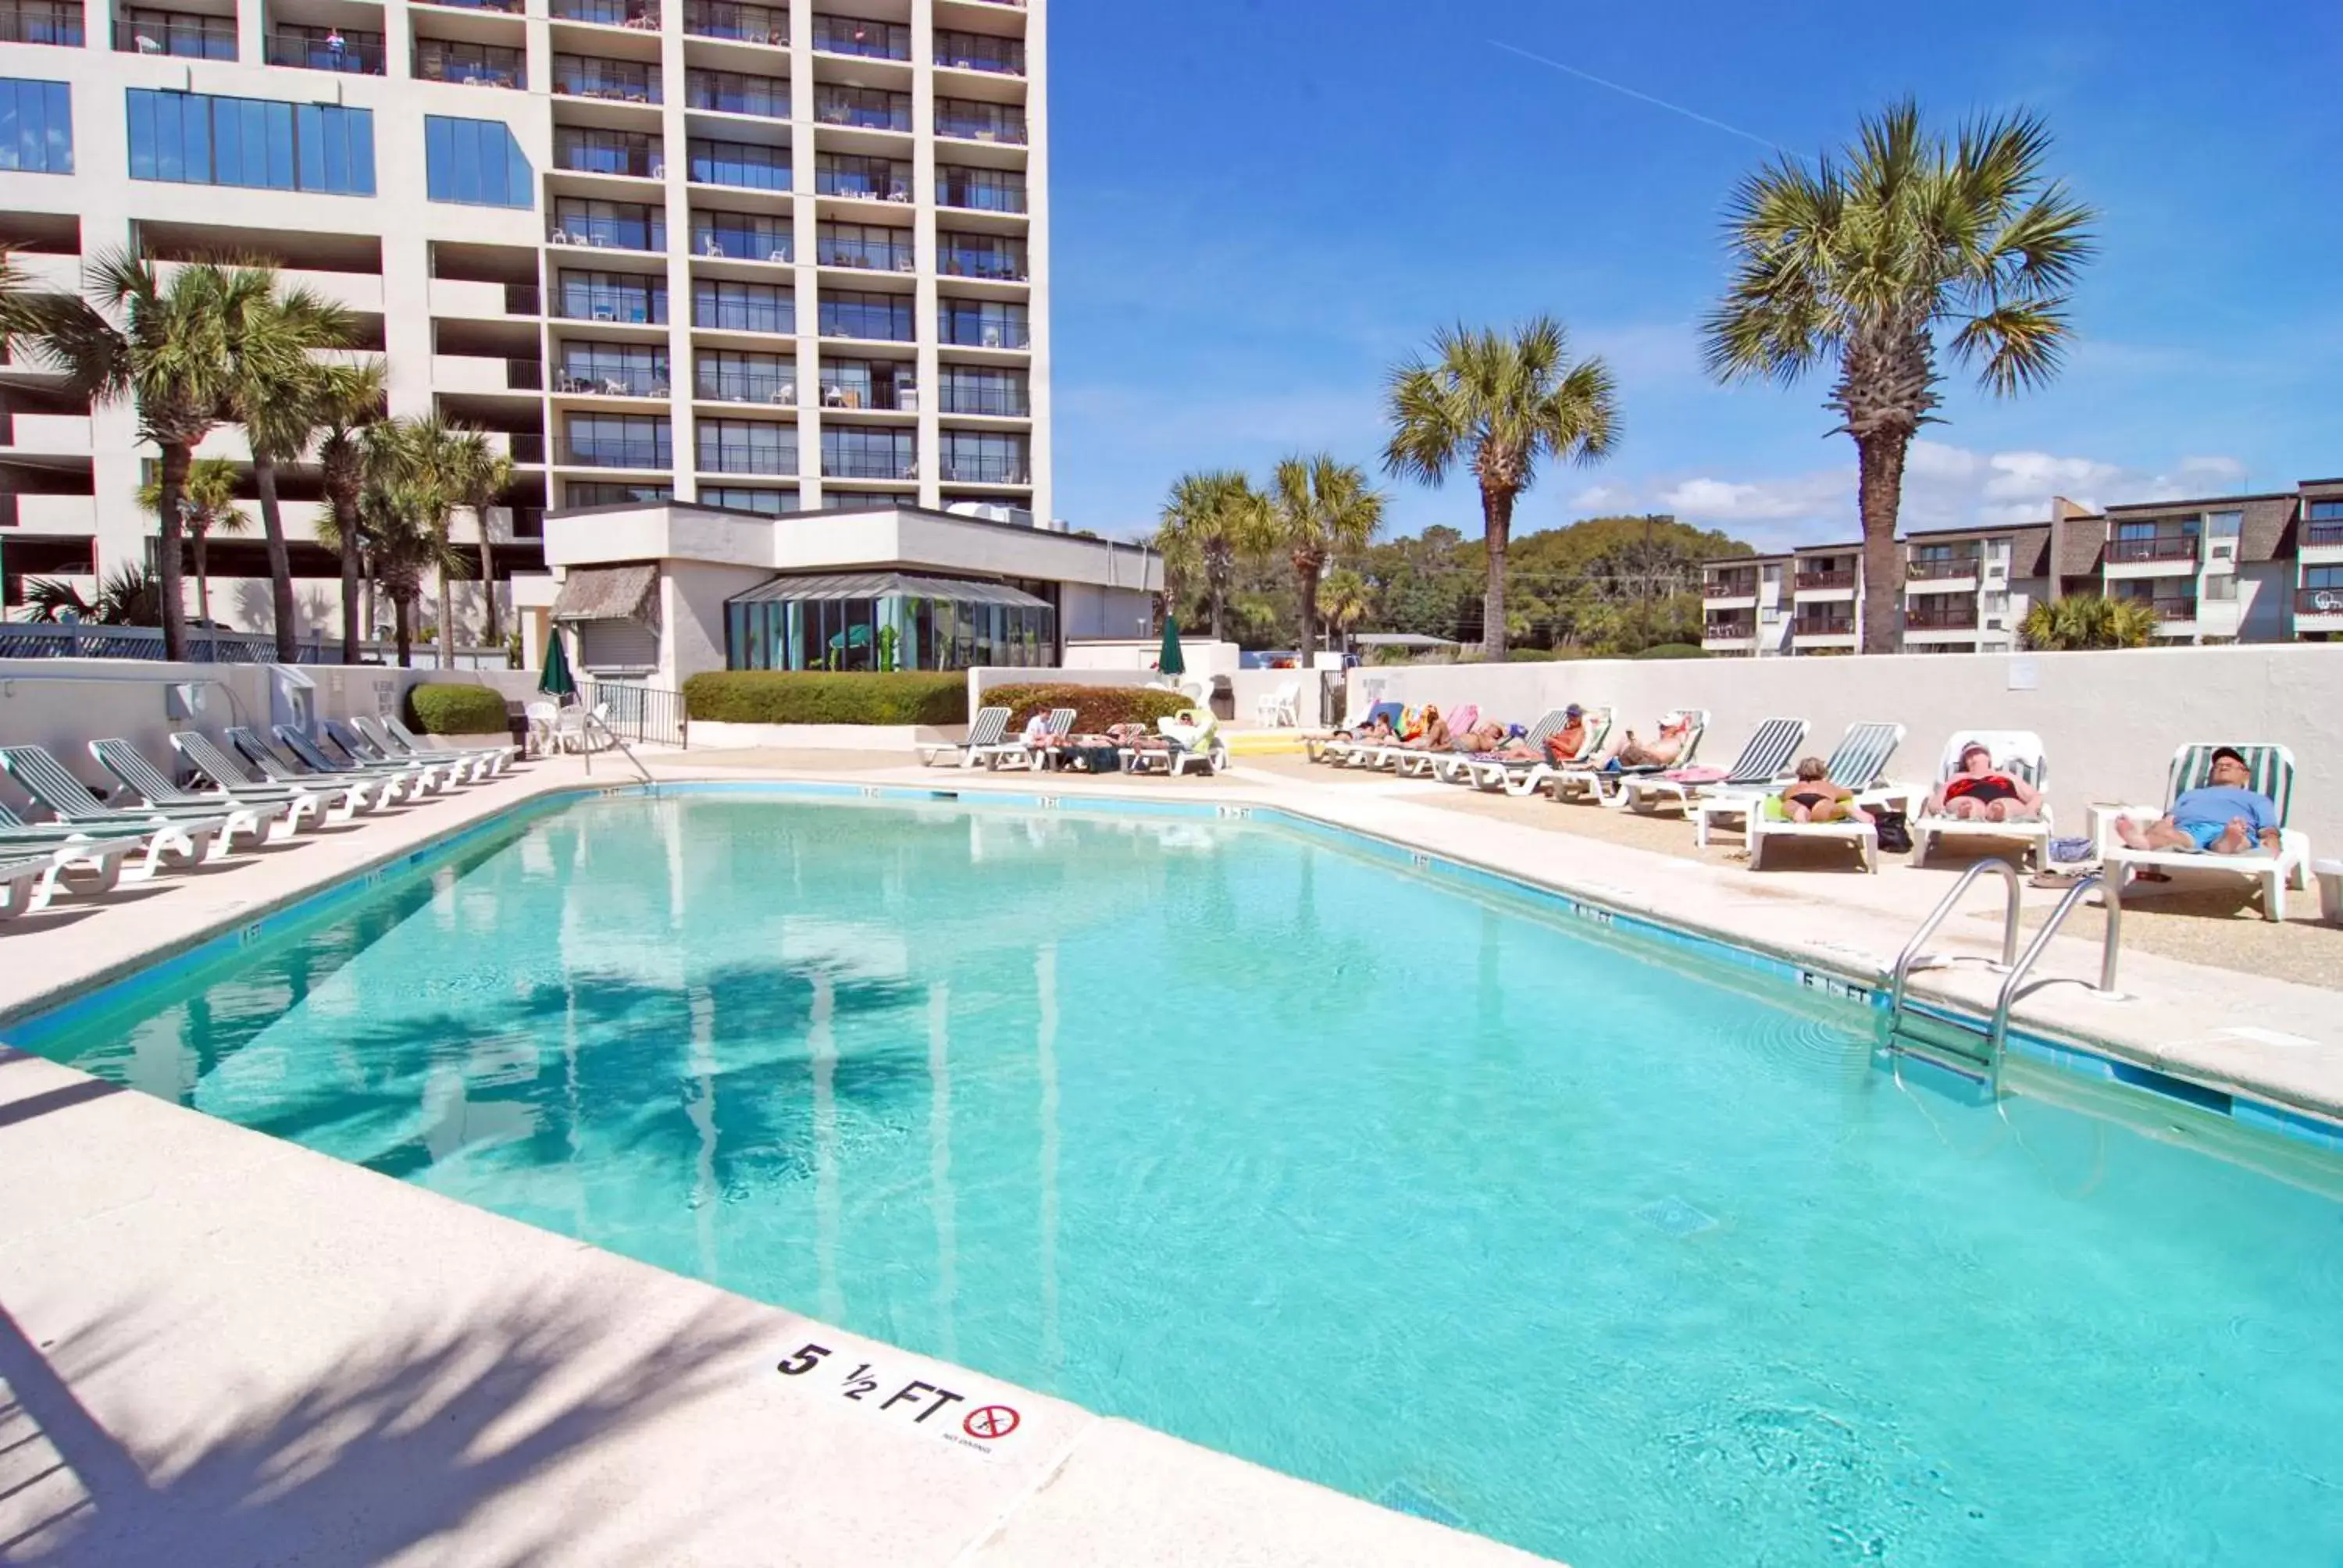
2;752;2339;1563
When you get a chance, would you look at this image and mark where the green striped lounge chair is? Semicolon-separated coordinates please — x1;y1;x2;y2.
92;739;315;843
359;715;503;782
2099;743;2310;922
1621;716;1807;816
1550;710;1710;805
229;726;419;807
1741;722;1910;871
172;731;373;822
920;705;1009;768
0;744;244;860
0;814;152;907
1906;730;2053;870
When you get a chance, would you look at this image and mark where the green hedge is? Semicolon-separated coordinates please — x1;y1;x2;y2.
1628;643;1710;660
405;682;511;735
683;671;968;725
983;682;1193;731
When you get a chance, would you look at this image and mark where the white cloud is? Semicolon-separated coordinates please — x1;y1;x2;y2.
1570;483;1637;511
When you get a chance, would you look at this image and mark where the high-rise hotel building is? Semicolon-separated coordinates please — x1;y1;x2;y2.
0;0;1047;633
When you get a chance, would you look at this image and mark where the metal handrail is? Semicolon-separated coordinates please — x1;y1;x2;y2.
1886;859;2022;1030
579;710;655;786
1989;873;2119;1052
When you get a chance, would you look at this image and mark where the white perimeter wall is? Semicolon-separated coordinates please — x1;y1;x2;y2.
1350;646;2343;851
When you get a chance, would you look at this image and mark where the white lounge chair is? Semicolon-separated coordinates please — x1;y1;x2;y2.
919;705;1009;767
0;830;148;912
1443;707;1593;791
974;707;1076;771
1254;680;1300;728
1550;710;1710;805
1907;730;2054;870
172;731;372;823
0;744;242;860
1619;716;1806;816
229;726;419;807
2099;743;2312;922
1738;722;1911;872
92;739;312;842
1311;700;1403;764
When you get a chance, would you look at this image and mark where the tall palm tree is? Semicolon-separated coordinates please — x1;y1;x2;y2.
224;278;360;661
457;443;515;646
310;362;388;662
1383;317;1617;661
1703;101;2098;654
1268;454;1383;657
136;456;246;632
1154;469;1271;642
364;415;493;666
31;251;261;661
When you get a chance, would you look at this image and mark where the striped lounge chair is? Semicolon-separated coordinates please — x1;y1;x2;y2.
2099;743;2311;922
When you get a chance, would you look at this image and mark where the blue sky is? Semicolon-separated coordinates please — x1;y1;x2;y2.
1045;1;2343;549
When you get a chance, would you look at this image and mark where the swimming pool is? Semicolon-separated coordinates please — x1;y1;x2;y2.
9;790;2341;1566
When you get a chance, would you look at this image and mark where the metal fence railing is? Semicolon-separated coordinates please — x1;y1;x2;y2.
581;678;688;747
0;623;517;668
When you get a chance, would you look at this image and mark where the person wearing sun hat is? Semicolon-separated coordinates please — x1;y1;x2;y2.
2114;745;2281;857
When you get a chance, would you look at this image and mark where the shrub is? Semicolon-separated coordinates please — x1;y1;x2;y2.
682;671;968;725
983;682;1193;731
1628;643;1710;660
405;682;511;735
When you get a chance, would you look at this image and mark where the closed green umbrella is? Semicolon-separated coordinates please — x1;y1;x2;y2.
1157;615;1186;679
540;628;577;699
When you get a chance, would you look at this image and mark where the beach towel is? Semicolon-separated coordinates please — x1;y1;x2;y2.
1661;765;1728;784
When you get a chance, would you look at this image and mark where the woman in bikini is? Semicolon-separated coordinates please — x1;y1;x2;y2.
1778;757;1873;825
1925;742;2042;822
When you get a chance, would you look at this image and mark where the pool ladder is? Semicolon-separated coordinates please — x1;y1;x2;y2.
580;710;657;790
1885;861;2122;1072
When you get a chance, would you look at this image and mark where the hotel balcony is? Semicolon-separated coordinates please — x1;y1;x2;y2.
2131;596;2199;636
2103;534;2199;578
1702;615;1756;654
2296;584;2343;633
2298;519;2343;564
431;353;545;395
1904;555;1980;593
0;3;84;46
114;11;234;59
1702;571;1757;609
1792;568;1857;601
683;0;786;46
1791;613;1856;651
265;27;386;73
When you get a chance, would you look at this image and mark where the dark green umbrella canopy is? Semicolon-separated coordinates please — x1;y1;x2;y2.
540;629;578;698
1157;615;1186;678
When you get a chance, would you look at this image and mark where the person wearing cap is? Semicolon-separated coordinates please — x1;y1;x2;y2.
2113;747;2280;856
1597;711;1692;770
1924;741;2042;823
1538;703;1589;765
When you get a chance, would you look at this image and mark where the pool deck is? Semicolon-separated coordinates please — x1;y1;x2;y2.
2;746;2339;1564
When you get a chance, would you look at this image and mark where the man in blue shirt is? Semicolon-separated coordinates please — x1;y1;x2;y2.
2114;747;2281;856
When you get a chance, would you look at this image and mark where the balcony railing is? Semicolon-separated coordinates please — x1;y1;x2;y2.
2297;586;2343;616
265;30;383;71
557;365;669;397
693;301;792;333
550;216;665;251
2304;520;2343;548
565;437;671;468
698;444;797;476
822;450;915;480
558;141;663;178
114;14;234;57
416;51;524;87
940;315;1029;349
817;166;912;202
2142;598;2197;622
1906;556;1980;580
0;7;84;46
816;91;911;132
811;12;907;59
819;233;915;272
943;454;1027;484
938;383;1026;417
819;306;914;342
1903;605;1978;631
685;74;788;118
935;102;1026;144
938;174;1026;214
551;0;661;27
505;282;543;315
694;225;791;262
934;29;1022;74
697;370;795;404
1793;617;1856;636
1703;619;1756;640
1796;569;1856;590
505;358;545;390
941;247;1027;282
683;0;784;45
555;61;662;102
819;377;914;411
415;0;522;12
508;433;547;464
2106;534;2198;564
1703;576;1757;598
554;287;665;324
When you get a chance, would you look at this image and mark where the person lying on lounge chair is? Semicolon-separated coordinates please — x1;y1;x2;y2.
2113;746;2280;857
1453;718;1509;754
1332;713;1396;745
1925;742;2043;822
1598;713;1690;770
1778;757;1873;825
1398;705;1451;750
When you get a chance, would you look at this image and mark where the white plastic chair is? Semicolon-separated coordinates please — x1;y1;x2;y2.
1254;681;1300;728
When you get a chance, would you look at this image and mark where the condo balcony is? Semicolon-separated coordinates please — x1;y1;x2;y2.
554;55;662;103
810;12;906;59
550;0;662;27
1795;568;1857;591
415;40;524;87
2106;534;2198;564
935;99;1027;144
683;0;784;45
1902;603;1978;631
933;27;1022;75
1905;554;1981;582
0;2;84;46
265;26;384;73
114;8;233;58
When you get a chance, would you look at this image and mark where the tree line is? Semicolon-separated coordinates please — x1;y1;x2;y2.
4;249;515;667
1156;100;2096;660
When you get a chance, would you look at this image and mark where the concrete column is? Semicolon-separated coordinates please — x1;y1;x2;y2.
911;0;939;511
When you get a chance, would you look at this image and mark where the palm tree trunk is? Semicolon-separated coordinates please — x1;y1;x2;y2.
1296;558;1322;656
1855;432;1909;656
334;497;361;664
154;443;191;661
362;572;376;652
479;533;499;646
436;545;456;668
192;531;211;631
253;454;298;662
1481;485;1514;662
393;595;412;668
1207;580;1226;642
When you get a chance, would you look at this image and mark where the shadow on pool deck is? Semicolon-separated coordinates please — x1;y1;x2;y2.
0;1283;770;1566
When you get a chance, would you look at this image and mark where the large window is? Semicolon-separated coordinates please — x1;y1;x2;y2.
415;38;523;88
936;164;1024;213
567;480;671;507
726;577;1055;673
811;12;906;59
938;298;1028;348
818;220;912;273
0;77;70;174
938;365;1026;418
0;2;84;48
696;418;795;476
933;27;1022;75
815;84;908;131
940;231;1025;281
558;340;668;397
686;135;786;190
2311;500;2343;522
940;429;1027;485
564;412;671;469
696;349;792;404
815;151;909;201
555;268;667;324
426;115;533;208
552;197;665;251
693;279;790;333
819;289;912;341
686;67;786;118
701;485;794;514
556;126;659;178
934;97;1024;144
127;88;374;194
693;208;789;262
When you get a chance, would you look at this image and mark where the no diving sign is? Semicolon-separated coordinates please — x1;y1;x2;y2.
776;1342;1023;1457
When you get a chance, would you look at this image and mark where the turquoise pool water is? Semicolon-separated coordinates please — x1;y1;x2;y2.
11;793;2343;1566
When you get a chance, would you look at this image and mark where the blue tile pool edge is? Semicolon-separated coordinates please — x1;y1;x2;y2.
7;777;2339;1162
